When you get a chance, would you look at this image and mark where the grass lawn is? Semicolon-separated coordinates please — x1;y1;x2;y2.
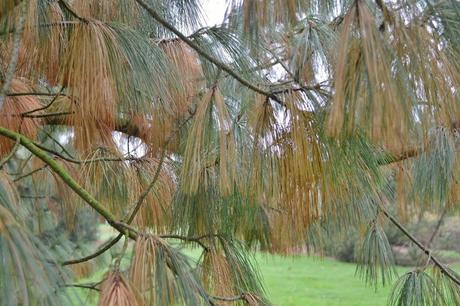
258;254;460;306
72;250;460;306
257;254;401;306
73;228;460;305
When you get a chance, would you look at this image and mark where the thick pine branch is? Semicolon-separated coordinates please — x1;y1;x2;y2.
0;126;137;239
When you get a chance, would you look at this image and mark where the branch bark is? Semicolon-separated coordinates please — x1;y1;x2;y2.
379;204;460;286
0;126;137;240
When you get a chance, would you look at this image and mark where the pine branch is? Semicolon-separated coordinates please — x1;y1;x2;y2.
0;126;137;240
0;124;265;305
134;0;283;105
33;142;145;164
379;204;460;286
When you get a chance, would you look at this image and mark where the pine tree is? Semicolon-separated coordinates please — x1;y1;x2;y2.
0;0;459;305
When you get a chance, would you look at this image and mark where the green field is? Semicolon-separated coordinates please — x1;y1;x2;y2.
73;251;460;305
258;254;400;306
73;250;410;306
75;229;458;305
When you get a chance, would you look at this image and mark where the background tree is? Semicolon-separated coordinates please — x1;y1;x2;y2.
0;0;459;305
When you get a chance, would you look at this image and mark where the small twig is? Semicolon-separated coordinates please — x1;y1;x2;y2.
426;206;448;249
64;283;101;292
20;195;48;199
20;87;66;115
22;111;74;118
125;147;167;223
37;126;75;160
211;293;246;302
114;234;130;270
377;147;420;165
159;234;211;252
378;122;460;166
33;142;144;164
7;92;63;97
13;164;48;182
62;234;123;266
423;250;433;270
124;110;196;223
58;0;87;22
